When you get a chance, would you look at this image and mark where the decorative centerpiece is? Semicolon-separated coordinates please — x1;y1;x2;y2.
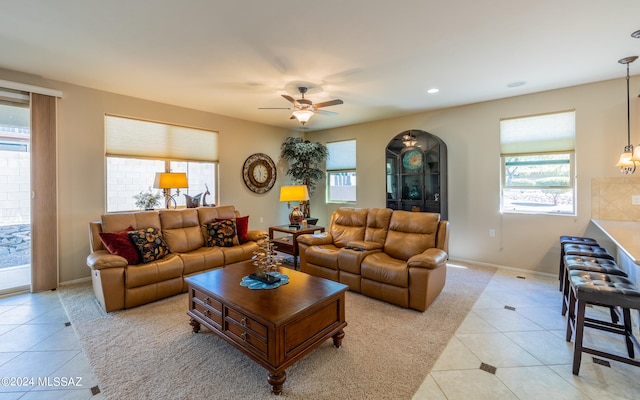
248;239;285;285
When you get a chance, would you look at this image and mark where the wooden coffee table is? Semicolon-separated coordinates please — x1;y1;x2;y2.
185;261;348;395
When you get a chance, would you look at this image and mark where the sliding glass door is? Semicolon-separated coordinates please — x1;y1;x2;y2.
0;90;31;295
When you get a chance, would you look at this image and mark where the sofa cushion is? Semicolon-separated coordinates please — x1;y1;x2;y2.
330;208;368;247
102;211;161;233
384;211;440;261
159;209;204;252
125;254;183;289
306;245;340;270
197;205;237;225
98;226;139;265
206;220;238;247
364;208;393;245
128;227;172;263
361;252;409;287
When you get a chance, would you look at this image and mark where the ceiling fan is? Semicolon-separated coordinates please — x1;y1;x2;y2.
259;86;343;125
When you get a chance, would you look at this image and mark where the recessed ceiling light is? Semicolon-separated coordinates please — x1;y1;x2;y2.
426;88;439;94
632;29;640;38
507;81;526;88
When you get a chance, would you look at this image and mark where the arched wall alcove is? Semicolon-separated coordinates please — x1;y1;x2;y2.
385;130;448;219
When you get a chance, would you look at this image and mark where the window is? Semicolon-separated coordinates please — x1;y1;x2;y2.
500;110;575;215
105;115;218;212
326;140;356;203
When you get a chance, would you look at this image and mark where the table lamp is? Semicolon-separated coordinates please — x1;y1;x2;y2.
279;185;309;227
153;172;189;209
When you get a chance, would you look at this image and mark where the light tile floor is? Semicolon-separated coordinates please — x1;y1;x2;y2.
414;265;640;400
0;265;638;399
0;289;101;400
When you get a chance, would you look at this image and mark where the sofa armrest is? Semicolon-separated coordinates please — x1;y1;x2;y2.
346;240;383;251
297;232;333;246
247;229;268;242
407;248;448;269
87;250;128;270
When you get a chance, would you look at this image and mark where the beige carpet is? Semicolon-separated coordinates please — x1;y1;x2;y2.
59;263;495;399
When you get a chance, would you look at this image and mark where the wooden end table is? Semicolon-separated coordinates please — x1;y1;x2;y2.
269;224;325;269
185;261;348;395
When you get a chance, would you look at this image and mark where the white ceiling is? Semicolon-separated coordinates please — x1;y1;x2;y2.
2;0;640;131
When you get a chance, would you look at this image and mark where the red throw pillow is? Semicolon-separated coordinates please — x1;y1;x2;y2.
216;216;249;244
99;226;140;265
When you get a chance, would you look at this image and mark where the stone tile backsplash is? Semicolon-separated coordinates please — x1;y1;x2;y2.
592;177;640;221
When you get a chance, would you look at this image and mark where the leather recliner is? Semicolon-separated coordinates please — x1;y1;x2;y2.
298;207;449;311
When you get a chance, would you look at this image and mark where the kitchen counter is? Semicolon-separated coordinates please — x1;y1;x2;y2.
591;219;640;264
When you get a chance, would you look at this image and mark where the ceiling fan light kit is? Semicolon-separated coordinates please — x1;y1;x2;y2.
259;86;343;126
292;109;314;125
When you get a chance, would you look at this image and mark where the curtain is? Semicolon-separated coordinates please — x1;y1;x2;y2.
30;93;58;291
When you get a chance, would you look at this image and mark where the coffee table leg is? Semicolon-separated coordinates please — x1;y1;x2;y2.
268;370;286;395
189;318;201;333
332;329;345;348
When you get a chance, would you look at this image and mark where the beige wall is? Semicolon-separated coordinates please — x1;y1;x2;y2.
0;68;300;284
2;65;637;282
308;77;639;275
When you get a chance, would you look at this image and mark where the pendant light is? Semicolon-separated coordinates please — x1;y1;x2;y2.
616;56;638;174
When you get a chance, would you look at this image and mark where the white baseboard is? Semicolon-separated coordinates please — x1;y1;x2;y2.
59;276;92;286
448;257;556;279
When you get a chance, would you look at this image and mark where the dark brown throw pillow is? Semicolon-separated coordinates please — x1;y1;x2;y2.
127;227;171;263
98;226;140;265
206;220;238;247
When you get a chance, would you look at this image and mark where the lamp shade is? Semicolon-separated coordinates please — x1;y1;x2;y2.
279;185;309;202
153;172;189;189
292;109;314;125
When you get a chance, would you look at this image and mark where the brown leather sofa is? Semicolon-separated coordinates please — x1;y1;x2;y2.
87;206;265;312
297;207;449;311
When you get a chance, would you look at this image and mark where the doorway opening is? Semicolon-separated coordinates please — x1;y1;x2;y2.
0;90;31;295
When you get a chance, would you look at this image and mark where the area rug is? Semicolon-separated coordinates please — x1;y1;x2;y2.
59;264;495;399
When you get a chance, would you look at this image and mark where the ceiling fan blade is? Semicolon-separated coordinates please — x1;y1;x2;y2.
313;99;343;109
282;94;299;106
316;109;339;116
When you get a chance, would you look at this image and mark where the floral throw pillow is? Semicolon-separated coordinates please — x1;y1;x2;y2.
206;220;238;247
127;227;171;263
216;215;249;244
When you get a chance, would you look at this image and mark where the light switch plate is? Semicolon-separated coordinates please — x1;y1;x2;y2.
633;195;640;205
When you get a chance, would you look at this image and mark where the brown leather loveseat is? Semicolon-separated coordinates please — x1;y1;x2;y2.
297;207;449;311
87;206;265;312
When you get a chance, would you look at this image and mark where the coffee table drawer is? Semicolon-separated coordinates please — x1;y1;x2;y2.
193;289;223;312
191;288;223;329
226;307;267;337
226;319;268;355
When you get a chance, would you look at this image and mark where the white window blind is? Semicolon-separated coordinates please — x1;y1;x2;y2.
500;110;575;155
327;140;356;170
105;115;218;162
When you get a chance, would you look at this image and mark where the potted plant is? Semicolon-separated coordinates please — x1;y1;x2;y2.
280;136;328;220
133;189;163;210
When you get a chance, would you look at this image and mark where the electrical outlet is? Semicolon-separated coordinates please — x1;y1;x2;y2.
489;229;496;237
633;195;640;205
260;217;264;223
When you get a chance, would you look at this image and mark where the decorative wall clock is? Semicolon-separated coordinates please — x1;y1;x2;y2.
242;153;277;193
402;149;423;170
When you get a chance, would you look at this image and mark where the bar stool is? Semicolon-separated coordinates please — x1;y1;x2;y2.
558;237;599;291
561;255;627;318
561;243;614;289
565;270;640;375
